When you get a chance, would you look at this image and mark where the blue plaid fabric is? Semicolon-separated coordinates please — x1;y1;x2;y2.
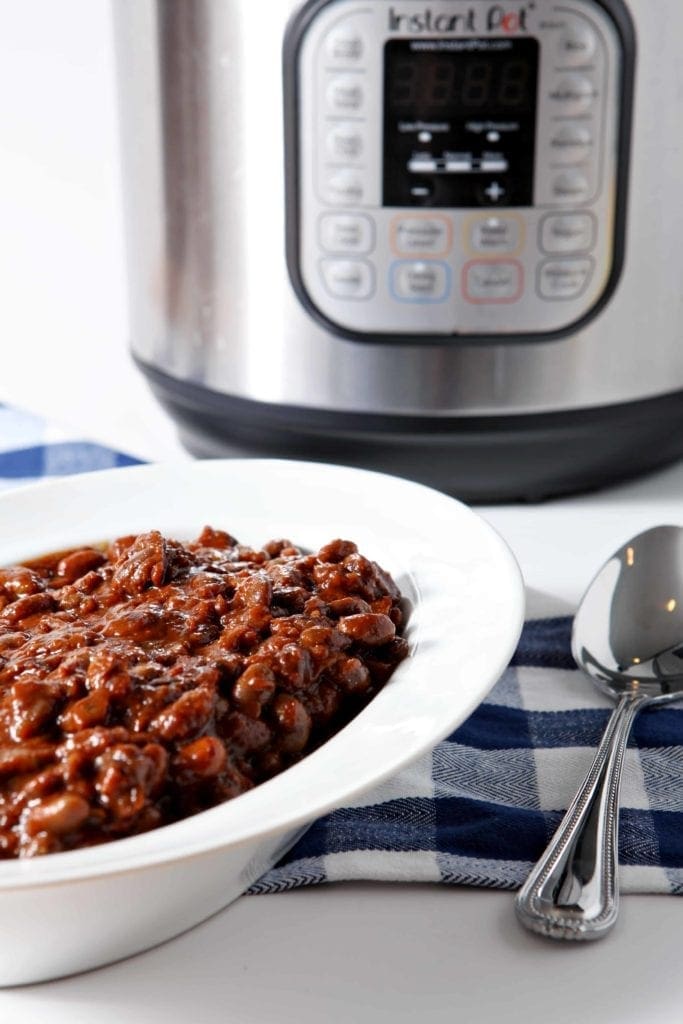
0;404;139;490
2;402;682;895
252;617;683;896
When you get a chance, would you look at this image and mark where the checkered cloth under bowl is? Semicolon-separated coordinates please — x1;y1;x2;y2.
2;401;682;895
253;615;683;895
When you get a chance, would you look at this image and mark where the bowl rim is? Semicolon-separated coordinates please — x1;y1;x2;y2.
0;459;525;889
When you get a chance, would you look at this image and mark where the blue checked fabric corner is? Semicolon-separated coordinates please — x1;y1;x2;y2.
2;401;682;895
0;404;140;491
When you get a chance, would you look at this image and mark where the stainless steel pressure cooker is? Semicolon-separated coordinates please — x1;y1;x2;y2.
114;0;683;500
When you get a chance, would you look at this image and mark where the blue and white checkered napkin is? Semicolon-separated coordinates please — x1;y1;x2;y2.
0;403;139;491
2;402;682;895
254;617;683;896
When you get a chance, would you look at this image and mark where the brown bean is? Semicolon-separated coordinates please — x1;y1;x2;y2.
0;567;44;597
74;570;104;594
85;648;122;688
23;793;90;837
333;656;371;694
174;736;227;779
11;766;62;807
221;711;271;753
271;586;308;612
273;643;313;691
150;687;214;741
316;682;341;722
272;694;311;753
300;625;348;653
337;612;396;646
56;549;105;585
111;531;170;595
10;681;57;741
102;604;176;641
371;596;392;616
326;597;372;618
218;623;260;652
262;539;297;558
195;526;237;550
312;563;346;599
267;563;305;588
232;664;276;713
0;743;55;776
95;743;168;818
317;539;358;563
233;574;272;610
59;689;110;732
106;535;137;560
0;592;55;626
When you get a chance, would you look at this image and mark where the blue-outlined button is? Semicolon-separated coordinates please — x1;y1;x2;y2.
390;260;451;303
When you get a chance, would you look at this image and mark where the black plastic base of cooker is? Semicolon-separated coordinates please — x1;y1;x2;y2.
137;358;683;503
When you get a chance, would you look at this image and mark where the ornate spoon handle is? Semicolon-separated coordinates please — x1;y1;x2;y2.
515;693;650;940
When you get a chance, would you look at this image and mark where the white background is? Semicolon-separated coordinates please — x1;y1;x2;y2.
2;1;683;1020
0;0;184;460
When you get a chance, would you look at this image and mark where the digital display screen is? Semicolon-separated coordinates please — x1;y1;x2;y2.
383;38;539;208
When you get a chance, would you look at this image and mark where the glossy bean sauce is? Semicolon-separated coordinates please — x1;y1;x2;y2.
0;528;408;857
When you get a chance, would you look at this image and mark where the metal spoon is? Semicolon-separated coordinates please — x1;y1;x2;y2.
515;525;683;941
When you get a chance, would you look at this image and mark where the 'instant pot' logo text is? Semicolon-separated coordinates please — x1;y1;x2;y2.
388;5;531;34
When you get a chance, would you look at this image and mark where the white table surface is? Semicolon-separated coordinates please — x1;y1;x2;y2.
2;1;683;1019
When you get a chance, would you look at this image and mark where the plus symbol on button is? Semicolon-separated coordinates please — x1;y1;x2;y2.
485;182;506;201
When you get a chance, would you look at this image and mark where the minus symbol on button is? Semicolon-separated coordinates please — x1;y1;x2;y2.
411;186;431;197
409;160;438;173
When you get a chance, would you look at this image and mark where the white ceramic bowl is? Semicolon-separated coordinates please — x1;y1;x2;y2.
0;460;524;986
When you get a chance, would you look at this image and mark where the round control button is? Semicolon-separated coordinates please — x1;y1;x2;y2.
391;261;450;302
326;125;364;161
551;170;591;204
326;76;365;114
470;216;520;254
323;170;364;205
557;23;597;67
550;124;593;165
548;75;596;116
320;258;374;299
392;216;451;256
464;260;523;303
540;213;595;254
325;28;364;63
538;258;594;300
319;214;374;254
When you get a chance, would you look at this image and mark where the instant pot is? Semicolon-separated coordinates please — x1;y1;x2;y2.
114;0;683;500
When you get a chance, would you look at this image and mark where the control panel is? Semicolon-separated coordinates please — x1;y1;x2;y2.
288;0;630;340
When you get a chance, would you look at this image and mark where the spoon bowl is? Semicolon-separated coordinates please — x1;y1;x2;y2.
573;525;683;702
516;525;683;940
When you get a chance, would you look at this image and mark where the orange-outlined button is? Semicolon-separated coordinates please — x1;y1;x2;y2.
463;259;524;304
464;212;525;257
391;215;452;257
